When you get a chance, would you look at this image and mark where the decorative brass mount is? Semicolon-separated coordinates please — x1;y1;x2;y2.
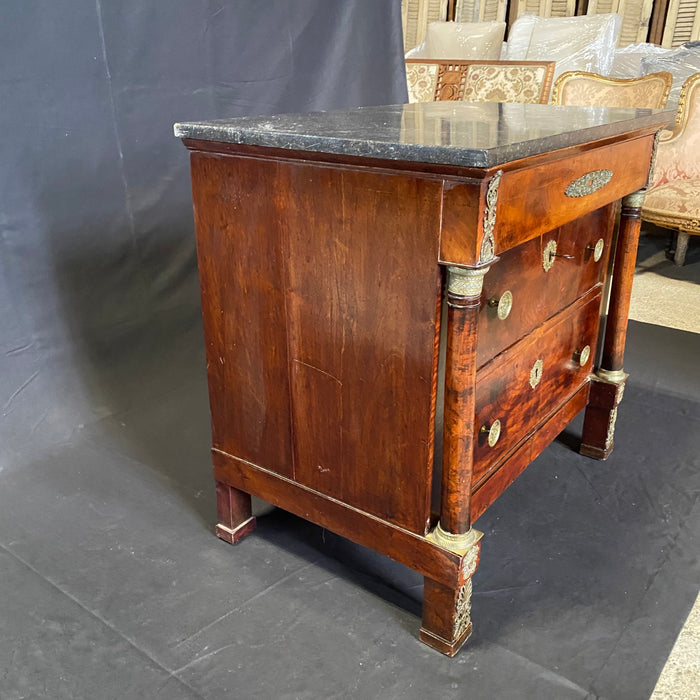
565;169;612;198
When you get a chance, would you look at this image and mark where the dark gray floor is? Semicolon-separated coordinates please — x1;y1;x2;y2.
2;286;699;699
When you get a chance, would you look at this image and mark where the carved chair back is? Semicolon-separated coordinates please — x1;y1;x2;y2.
651;73;700;188
642;73;700;265
551;71;673;109
406;59;555;105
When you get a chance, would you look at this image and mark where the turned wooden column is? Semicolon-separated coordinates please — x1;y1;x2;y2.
581;189;644;460
421;263;490;655
436;264;490;542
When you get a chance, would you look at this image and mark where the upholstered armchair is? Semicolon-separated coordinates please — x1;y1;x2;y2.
406;59;555;104
551;71;673;109
642;73;700;265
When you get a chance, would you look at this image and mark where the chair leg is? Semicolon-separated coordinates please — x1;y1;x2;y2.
674;231;689;266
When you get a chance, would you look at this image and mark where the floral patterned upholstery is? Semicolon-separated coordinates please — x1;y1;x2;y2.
406;63;439;103
643;73;700;265
651;75;700;187
644;181;700;226
551;71;673;109
461;64;553;104
406;60;555;105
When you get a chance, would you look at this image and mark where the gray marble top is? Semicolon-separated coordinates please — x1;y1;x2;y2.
174;102;674;169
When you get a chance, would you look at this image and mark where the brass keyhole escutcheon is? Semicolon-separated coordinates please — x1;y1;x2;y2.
481;419;501;448
574;345;591;367
543;240;557;271
488;290;513;320
587;238;605;262
530;358;543;388
543;239;574;271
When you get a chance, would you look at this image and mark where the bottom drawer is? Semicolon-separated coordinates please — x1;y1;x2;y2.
472;287;603;484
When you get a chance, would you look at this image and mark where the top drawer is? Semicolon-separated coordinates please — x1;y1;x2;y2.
492;135;652;253
439;133;654;267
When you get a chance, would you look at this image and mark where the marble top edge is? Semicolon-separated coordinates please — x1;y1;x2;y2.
174;102;675;169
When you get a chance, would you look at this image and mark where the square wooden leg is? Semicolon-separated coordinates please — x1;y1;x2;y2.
215;480;256;544
419;538;481;656
580;375;627;460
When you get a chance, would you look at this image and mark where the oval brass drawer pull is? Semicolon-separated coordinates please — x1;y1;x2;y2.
586;238;605;262
488;290;513;320
480;420;501;448
574;345;591;367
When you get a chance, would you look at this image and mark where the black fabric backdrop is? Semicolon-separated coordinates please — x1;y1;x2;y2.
0;1;407;468
2;4;699;699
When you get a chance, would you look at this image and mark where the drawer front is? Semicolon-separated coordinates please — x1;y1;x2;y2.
477;204;614;367
493;134;653;253
472;288;602;484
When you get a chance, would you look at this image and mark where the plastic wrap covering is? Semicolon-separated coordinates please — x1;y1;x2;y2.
610;43;671;78
405;20;505;60
505;13;621;81
641;44;700;107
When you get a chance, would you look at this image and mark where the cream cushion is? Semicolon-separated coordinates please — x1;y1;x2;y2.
406;21;506;61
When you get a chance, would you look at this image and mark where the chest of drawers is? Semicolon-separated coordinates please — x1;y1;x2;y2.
176;102;671;655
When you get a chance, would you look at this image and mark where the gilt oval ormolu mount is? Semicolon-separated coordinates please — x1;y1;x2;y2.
565;169;613;198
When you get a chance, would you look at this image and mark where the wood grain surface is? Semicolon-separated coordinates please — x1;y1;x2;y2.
473;286;603;484
191;152;446;535
477;205;614;367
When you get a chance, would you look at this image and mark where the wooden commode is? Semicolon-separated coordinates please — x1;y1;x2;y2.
176;101;672;655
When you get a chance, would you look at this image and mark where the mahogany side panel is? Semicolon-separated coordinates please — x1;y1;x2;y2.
277;163;445;535
190;153;294;477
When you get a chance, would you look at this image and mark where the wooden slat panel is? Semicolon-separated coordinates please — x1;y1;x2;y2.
662;0;700;47
402;0;449;52
512;0;576;18
587;0;654;46
454;0;508;22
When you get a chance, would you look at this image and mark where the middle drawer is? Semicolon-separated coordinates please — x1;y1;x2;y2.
476;204;614;368
471;286;603;486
